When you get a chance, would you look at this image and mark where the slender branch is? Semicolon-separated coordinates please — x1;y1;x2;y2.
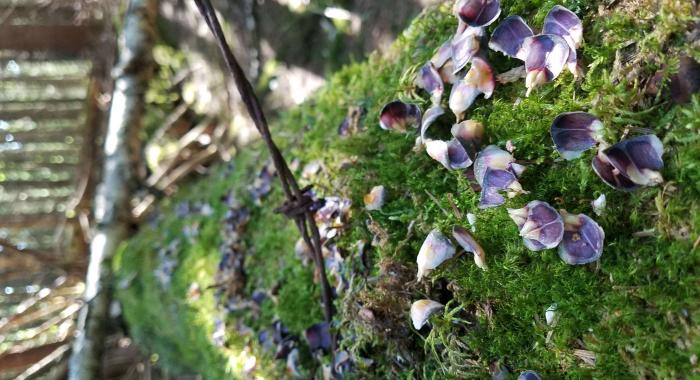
192;0;337;362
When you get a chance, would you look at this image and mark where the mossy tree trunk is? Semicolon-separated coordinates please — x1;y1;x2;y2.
67;0;157;378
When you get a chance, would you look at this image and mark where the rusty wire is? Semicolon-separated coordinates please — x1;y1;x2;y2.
193;0;337;364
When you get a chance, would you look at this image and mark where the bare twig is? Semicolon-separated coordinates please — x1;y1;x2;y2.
193;0;337;365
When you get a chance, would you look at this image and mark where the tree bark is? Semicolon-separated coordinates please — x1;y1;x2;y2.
67;0;156;379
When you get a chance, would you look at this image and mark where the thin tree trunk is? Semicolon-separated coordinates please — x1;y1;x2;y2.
67;0;156;378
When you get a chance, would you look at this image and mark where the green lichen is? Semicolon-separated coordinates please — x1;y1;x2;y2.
114;0;700;378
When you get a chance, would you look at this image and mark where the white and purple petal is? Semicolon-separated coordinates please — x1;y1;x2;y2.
379;101;422;132
543;5;583;76
449;57;495;119
602;134;664;186
420;105;445;142
550;112;605;160
455;0;501;27
431;40;453;69
452;26;484;73
488;15;533;60
473;145;516;185
507;201;564;251
416;62;444;105
558;210;604;265
592;151;641;191
425;138;473;170
452;225;487;270
304;322;332;353
518;371;543;380
522;34;570;96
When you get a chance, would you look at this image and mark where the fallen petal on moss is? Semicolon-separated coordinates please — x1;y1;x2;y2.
592;194;606;216
420;105;445;142
416;229;455;280
455;0;501;27
550;111;604;160
379;101;421;132
449;57;495;119
415;62;444;105
602;134;664;186
592;151;640;191
558;210;605;265
488;15;533;60
364;185;386;211
304;322;332;353
543;5;583;75
426;139;472;170
474;145;518;186
451;120;483;150
410;299;444;330
452;26;483;73
431;40;453;69
452;225;487;270
523;34;570;96
518;370;543;380
507;200;564;251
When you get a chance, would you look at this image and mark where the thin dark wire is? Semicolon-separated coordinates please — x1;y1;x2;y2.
193;0;337;362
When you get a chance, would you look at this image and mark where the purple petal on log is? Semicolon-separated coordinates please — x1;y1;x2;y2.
420;105;445;142
592;151;640;191
550;112;604;160
304;322;332;353
416;62;444;105
507;200;564;251
488;15;534;60
452;26;484;73
431;40;453;69
558;210;604;265
452;225;487;270
670;55;700;104
449;57;495;119
522;34;570;96
379;100;422;132
518;371;543;380
474;145;516;186
602;135;664;186
455;0;501;27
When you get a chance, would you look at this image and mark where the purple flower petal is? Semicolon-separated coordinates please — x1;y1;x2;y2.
558;210;604;265
522;34;570;96
449;57;495;119
479;186;506;209
451;120;483;159
507;201;564;251
452;225;487;270
488;15;533;60
602;135;664;186
474;145;516;186
304;322;332;353
455;0;501;27
592;151;641;191
426;138;473;170
379;101;421;132
550;112;604;160
543;5;583;76
420;105;445;142
416;62;444;105
431;41;453;69
518;371;543;380
452;26;484;73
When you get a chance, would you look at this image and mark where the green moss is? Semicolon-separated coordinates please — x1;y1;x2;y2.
115;0;700;378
